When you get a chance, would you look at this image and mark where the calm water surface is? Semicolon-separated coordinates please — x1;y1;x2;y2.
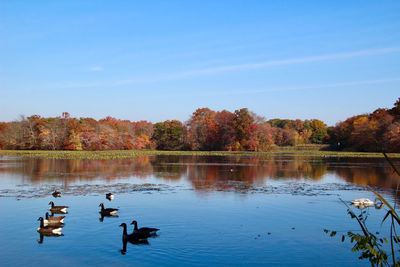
0;155;399;266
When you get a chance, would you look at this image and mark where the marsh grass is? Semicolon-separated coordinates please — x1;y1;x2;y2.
326;153;400;266
0;149;399;160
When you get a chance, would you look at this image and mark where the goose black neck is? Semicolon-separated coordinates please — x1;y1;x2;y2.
39;219;44;228
122;224;128;236
133;221;138;231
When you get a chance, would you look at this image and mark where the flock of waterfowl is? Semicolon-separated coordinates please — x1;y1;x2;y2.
36;190;67;242
36;190;160;249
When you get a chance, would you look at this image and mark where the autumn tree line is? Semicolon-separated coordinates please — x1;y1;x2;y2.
0;98;399;152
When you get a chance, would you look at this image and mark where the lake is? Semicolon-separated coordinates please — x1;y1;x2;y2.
0;155;399;266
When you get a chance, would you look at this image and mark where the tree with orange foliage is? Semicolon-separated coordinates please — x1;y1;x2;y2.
233;108;255;150
186;108;218;150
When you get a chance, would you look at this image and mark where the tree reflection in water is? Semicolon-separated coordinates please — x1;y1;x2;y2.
0;155;399;193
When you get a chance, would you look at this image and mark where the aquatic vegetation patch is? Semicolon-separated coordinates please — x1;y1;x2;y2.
0;181;371;199
1;149;399;160
0;183;174;199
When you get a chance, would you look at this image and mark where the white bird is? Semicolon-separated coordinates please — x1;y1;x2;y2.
351;198;375;207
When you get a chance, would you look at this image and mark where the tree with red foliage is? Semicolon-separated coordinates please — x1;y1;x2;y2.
214;110;236;150
187;108;218;150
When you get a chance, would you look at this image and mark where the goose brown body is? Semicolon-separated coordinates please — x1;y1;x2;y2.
45;212;65;222
37;217;63;235
49;201;68;213
44;212;65;225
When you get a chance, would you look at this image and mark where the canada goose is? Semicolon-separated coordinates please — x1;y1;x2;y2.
37;217;63;235
106;193;114;201
119;223;149;242
45;212;65;223
48;201;68;213
52;190;61;198
44;212;65;225
99;203;118;216
131;220;159;237
351;198;375;207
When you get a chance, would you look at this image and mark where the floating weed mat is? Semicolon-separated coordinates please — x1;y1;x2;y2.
0;182;370;199
187;181;369;195
0;183;174;199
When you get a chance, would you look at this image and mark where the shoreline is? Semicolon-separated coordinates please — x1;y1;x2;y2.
1;149;399;160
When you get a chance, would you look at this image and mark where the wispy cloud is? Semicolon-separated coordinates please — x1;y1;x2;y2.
50;46;400;89
110;46;400;86
180;46;400;76
178;77;400;97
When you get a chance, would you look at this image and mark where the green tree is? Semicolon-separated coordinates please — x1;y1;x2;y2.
309;119;328;144
152;120;186;150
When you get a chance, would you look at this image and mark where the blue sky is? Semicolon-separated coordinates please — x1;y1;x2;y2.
1;1;399;125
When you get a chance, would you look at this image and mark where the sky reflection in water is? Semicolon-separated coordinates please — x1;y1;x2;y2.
0;155;398;266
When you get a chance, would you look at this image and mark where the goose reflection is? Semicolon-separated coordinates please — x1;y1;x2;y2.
99;213;119;222
37;232;64;244
120;238;149;255
119;223;149;254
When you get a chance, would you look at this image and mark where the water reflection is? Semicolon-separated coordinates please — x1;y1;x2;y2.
99;213;119;222
37;233;64;244
0;155;399;192
119;223;150;254
120;238;149;255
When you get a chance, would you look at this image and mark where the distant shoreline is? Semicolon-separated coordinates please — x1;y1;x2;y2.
1;149;399;160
